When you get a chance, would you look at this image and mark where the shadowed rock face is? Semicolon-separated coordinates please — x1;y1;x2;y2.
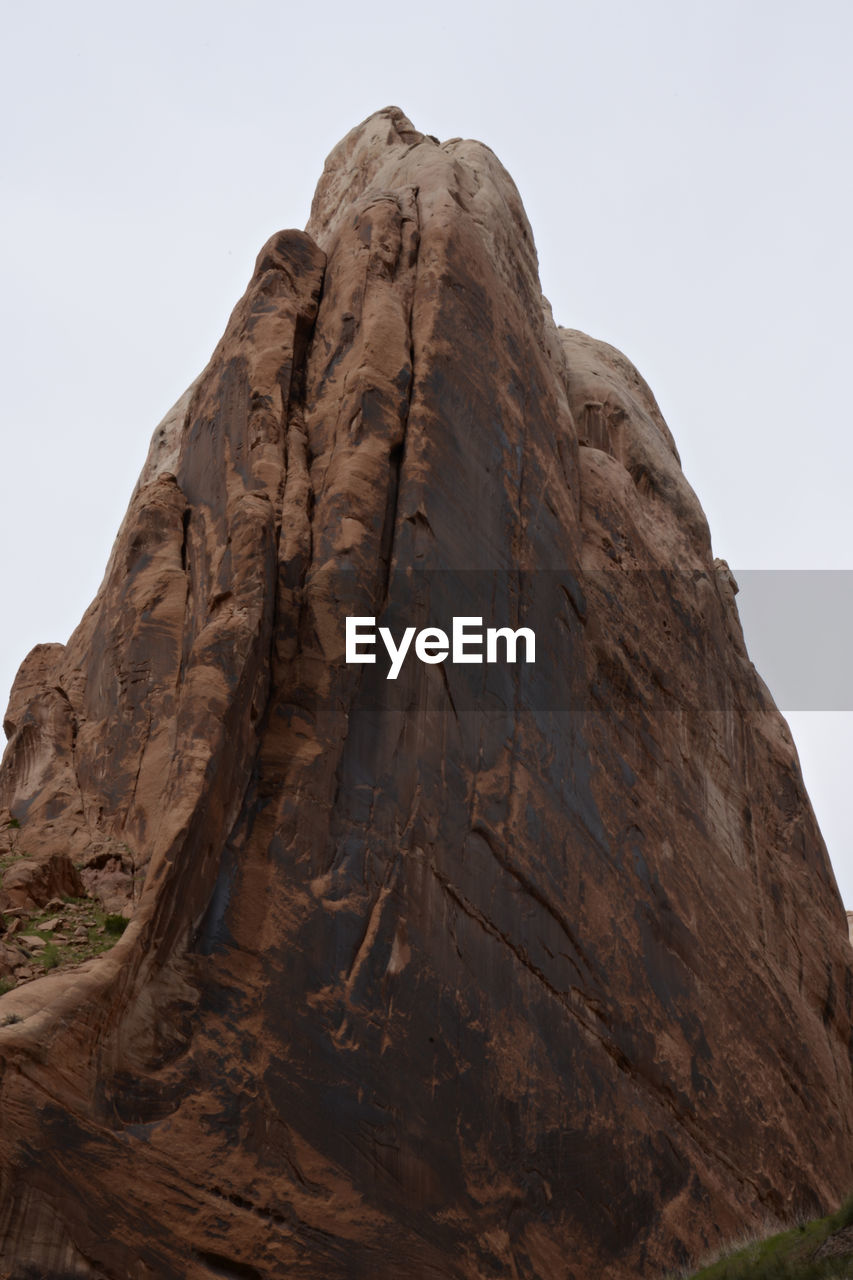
1;107;851;1279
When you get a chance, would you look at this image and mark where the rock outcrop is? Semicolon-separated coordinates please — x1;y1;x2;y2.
0;107;851;1279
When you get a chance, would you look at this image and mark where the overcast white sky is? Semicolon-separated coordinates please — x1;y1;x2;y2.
2;1;852;899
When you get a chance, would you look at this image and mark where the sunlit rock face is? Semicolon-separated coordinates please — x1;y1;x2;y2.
1;107;851;1280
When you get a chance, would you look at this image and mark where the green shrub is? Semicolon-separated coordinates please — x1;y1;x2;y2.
103;913;128;936
828;1195;853;1230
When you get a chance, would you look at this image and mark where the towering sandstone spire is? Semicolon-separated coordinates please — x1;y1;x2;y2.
0;108;851;1278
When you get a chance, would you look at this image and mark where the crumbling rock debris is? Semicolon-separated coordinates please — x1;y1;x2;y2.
78;846;136;916
0;107;852;1279
815;1224;853;1259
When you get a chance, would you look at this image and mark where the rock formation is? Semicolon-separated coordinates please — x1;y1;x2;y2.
1;107;851;1279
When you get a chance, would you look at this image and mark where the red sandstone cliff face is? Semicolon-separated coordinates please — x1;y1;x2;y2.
0;108;851;1279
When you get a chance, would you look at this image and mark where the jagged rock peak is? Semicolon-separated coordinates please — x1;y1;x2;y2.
307;106;428;245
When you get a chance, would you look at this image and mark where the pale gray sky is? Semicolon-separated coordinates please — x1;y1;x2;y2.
2;0;852;896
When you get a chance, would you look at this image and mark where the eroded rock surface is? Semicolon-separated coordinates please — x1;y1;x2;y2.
0;107;851;1279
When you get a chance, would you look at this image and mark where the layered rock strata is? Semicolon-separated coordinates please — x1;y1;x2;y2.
0;108;851;1279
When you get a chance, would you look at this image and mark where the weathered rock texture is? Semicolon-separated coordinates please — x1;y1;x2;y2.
1;108;852;1279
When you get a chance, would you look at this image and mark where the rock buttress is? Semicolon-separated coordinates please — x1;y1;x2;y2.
0;107;851;1279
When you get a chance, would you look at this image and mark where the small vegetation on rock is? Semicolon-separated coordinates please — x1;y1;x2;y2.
677;1196;853;1279
0;897;132;994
